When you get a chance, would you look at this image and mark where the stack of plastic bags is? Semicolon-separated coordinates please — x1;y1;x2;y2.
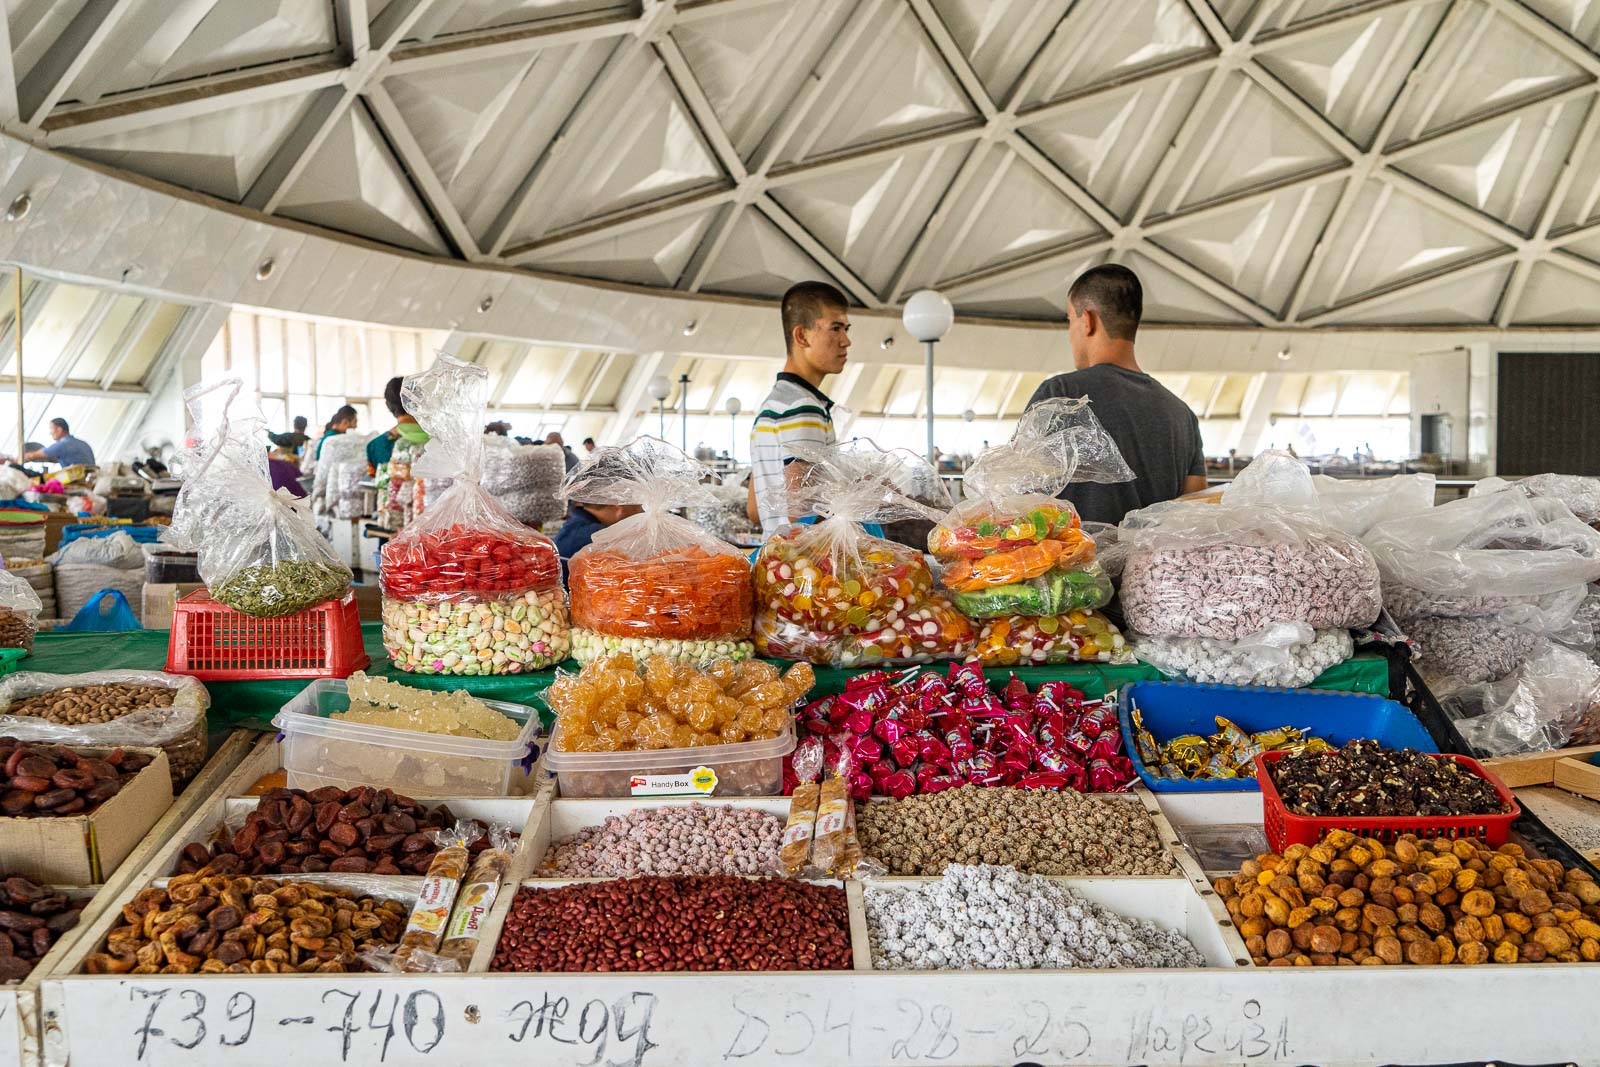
1118;452;1382;688
482;438;566;528
48;530;145;624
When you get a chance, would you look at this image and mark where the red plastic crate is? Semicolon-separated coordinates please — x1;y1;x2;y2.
1255;749;1520;852
165;590;369;681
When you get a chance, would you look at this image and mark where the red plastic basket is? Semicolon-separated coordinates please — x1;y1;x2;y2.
1255;750;1520;852
165;590;369;681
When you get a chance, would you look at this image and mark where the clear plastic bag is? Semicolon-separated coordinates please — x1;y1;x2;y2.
753;441;973;665
0;669;209;785
1441;643;1600;755
1310;473;1435;537
1472;473;1600;526
970;609;1133;666
0;569;41;652
565;437;752;643
482;438;566;527
309;431;373;518
1117;451;1382;641
166;378;352;617
930;398;1129;619
1133;624;1353;689
380;355;569;674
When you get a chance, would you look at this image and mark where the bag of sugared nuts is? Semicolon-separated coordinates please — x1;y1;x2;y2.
1215;829;1600;966
0;570;42;654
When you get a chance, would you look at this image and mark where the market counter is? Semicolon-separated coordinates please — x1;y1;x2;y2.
21;625;1394;731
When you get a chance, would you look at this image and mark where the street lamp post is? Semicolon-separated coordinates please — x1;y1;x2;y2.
648;374;671;439
725;396;742;462
678;373;690;452
902;289;954;465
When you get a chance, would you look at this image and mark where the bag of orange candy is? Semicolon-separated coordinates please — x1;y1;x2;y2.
931;397;1132;620
753;440;973;667
565;436;754;667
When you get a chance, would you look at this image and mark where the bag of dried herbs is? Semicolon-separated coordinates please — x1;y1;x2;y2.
165;378;352;617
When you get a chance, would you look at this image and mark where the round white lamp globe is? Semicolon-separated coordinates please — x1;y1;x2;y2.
902;289;954;343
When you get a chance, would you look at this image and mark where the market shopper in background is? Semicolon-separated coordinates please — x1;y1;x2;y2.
554;499;642;582
23;418;95;466
314;405;358;461
748;280;850;535
367;376;430;470
546;431;580;472
1024;264;1205;525
268;415;311;460
582;437;597;454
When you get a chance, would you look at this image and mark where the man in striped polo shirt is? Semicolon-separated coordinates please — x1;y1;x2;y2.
748;281;852;535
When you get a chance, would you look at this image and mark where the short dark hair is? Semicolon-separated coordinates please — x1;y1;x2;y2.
1067;264;1142;342
50;418;68;434
383;376;407;418
292;415;307;431
582;437;594;446
781;281;849;353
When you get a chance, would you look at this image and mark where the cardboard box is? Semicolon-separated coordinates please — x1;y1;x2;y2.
0;748;172;884
140;582;205;629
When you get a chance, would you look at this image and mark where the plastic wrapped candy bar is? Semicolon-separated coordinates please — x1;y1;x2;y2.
566;438;750;641
754;440;969;666
930;398;1130;619
380;355;570;674
971;609;1132;667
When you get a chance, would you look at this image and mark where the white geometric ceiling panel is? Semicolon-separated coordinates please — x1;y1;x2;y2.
275;103;449;256
928;0;1072;105
772;1;977;166
918;145;1105;284
500;46;724;248
1015;0;1211;109
1214;0;1381;36
67;94;315;202
1384;0;1589;145
672;0;856;162
1521;0;1600;49
62;0;337;104
1255;1;1448;147
1151;74;1347;214
1303;180;1509;314
1122;251;1257;325
522;210;716;288
419;0;628;39
1020;69;1210;221
770;142;971;294
1316;263;1513;325
1510;259;1600;323
953;252;1108;319
1394;96;1590;236
697;208;836;300
1150;180;1344;314
384;39;615;243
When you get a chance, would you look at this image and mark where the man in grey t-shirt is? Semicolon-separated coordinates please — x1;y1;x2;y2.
1024;264;1206;526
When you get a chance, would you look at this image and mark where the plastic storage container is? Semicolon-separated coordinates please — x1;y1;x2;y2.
1257;750;1519;850
166;590;369;680
143;548;201;584
543;717;795;798
273;678;542;796
1118;680;1434;793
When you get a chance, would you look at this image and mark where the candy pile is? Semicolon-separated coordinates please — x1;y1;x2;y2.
569;630;754;669
1269;740;1508;818
570;545;754;666
931;503;1112;618
539;803;782;877
333;672;520;741
970;609;1132;666
1132;627;1353;689
754;531;973;667
548;655;812;753
381;524;559;599
789;664;1136;797
865;865;1205;971
0;876;81;982
1131;711;1331;782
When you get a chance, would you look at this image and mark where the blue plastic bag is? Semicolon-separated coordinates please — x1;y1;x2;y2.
61;590;142;632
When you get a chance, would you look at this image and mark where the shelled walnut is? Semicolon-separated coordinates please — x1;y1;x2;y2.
1213;830;1600;967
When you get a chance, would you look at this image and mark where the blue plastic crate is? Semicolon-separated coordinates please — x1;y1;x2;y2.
58;524;163;548
1117;680;1435;793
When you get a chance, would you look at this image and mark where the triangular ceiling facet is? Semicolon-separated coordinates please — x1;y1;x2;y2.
1510;259;1600;324
1394;96;1590;236
1152;74;1347;214
953;252;1107;319
1520;0;1600;50
770;142;971;293
276;103;449;256
1016;0;1212;109
425;0;625;39
1214;0;1372;36
920;146;1104;283
698;208;838;299
1121;251;1256;324
522;211;716;288
1318;264;1512;324
67;94;315;202
1304;180;1508;311
1150;180;1344;314
1020;69;1209;221
929;0;1072;105
775;2;977;166
502;48;724;247
1255;1;1447;148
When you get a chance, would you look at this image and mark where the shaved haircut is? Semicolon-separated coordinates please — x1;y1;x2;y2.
781;281;849;354
1067;264;1143;342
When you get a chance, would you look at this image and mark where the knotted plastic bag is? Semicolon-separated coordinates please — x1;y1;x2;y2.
753;440;971;666
380;354;569;674
166;378;351;617
565;436;752;644
1118;451;1382;641
930;397;1130;618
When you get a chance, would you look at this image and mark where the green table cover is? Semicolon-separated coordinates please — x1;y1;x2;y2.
18;624;1393;732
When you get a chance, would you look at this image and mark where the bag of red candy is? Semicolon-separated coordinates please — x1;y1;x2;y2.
784;663;1136;797
753;440;972;667
380;355;570;675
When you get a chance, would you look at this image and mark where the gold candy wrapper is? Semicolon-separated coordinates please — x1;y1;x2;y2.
1149;717;1328;781
1130;707;1162;766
